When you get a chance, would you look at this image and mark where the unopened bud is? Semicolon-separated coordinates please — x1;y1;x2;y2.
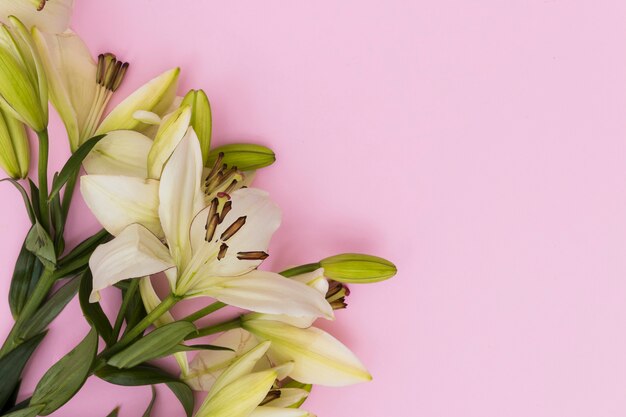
320;253;397;283
206;143;275;171
0;108;29;179
181;89;212;165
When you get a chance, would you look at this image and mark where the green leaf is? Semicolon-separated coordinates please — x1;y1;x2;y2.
170;344;233;353
141;386;157;417
2;405;45;417
0;332;46;411
55;229;111;278
0;379;20;413
48;135;105;202
27;180;41;222
96;364;194;417
9;237;43;319
49;172;65;254
79;270;114;346
206;143;276;171
19;275;81;340
108;322;196;369
30;327;98;415
0;178;35;223
105;407;119;417
24;222;56;269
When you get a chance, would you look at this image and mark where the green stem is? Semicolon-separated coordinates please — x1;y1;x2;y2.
0;267;56;357
36;129;50;231
112;279;140;340
101;293;181;358
186;317;242;340
279;263;321;278
181;301;226;322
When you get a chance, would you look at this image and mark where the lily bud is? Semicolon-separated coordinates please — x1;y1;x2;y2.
95;67;180;135
320;253;397;283
206;143;276;171
181;89;212;165
0;107;29;178
0;16;48;132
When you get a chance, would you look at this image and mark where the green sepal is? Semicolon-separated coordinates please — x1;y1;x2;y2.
30;327;98;415
96;364;194;417
206;143;275;171
108;321;196;369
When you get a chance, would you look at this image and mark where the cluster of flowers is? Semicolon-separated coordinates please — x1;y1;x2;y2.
0;1;396;417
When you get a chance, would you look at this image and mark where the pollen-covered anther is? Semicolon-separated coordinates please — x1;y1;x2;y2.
37;0;47;11
220;216;246;241
217;243;229;260
205;213;219;242
236;251;269;261
326;280;350;310
96;53;129;92
219;201;232;223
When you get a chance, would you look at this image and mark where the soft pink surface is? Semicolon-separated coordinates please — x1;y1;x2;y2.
1;0;626;416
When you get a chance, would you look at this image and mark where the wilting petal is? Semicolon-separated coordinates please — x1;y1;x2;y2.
89;224;174;302
33;29;95;151
80;175;162;237
147;105;191;179
196;370;277;417
0;0;73;33
96;68;180;134
184;328;259;392
190;270;334;320
242;319;371;387
139;277;189;375
82;130;151;177
249;407;311;417
159;128;204;269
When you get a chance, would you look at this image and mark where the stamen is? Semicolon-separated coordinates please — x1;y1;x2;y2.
224;179;239;194
204;152;224;185
220;216;246;241
37;0;46;11
236;251;269;261
205;213;219;242
217;243;229;260
219;201;232;223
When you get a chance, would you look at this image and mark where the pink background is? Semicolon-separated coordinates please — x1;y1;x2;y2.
2;0;626;416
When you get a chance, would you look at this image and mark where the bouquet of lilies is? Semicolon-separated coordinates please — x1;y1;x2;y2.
0;2;397;417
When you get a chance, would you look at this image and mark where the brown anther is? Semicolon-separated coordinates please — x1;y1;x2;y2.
37;0;46;11
259;390;281;406
207;197;219;221
205;213;219;242
204;152;224;184
111;62;129;91
217;243;229;260
236;251;269;261
219;201;232;223
326;280;350;310
220;216;247;241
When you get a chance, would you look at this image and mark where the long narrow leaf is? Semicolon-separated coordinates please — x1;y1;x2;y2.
0;333;46;410
9;237;42;319
48;135;105;202
141;386;157;417
0;178;35;223
79;271;114;346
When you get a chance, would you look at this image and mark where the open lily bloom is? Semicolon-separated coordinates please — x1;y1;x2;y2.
194;342;313;417
0;0;73;34
86;130;333;320
33;29;179;151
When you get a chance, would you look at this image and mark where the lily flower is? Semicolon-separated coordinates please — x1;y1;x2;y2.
0;0;72;34
195;342;313;417
0;16;48;132
33;29;179;151
86;130;333;320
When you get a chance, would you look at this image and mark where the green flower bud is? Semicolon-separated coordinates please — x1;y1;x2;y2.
0;16;48;132
181;89;212;165
320;253;397;283
0;107;29;178
206;143;276;171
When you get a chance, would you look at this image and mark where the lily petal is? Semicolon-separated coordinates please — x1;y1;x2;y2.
190;270;334;320
249;407;311;417
0;0;73;33
96;67;180;134
82;130;151;177
159;128;205;269
263;388;309;408
147;105;191;179
80;175;162;237
242;319;371;387
33;29;95;151
89;224;174;302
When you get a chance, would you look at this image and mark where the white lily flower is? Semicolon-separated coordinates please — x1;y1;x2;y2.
33;29;179;151
87;130;333;320
242;317;371;387
0;0;73;34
